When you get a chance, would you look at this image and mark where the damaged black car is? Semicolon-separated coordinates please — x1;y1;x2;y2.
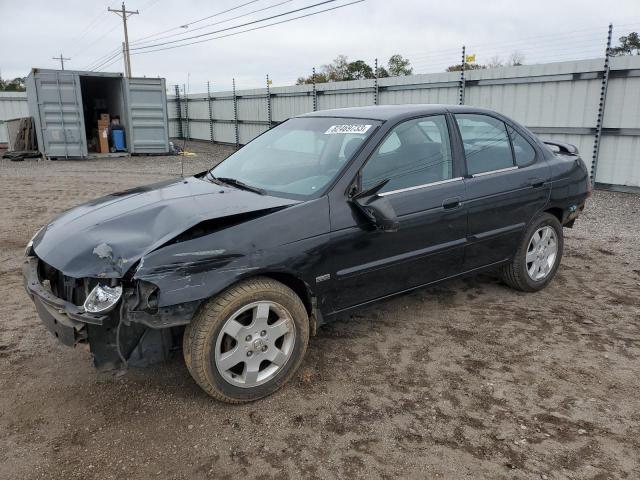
24;104;590;402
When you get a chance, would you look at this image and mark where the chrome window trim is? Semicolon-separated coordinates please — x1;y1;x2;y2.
470;166;519;178
378;177;464;197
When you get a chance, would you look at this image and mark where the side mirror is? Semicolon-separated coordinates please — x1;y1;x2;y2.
359;195;399;232
349;179;399;232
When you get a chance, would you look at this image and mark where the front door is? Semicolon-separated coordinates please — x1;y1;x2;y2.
326;114;467;313
453;113;551;269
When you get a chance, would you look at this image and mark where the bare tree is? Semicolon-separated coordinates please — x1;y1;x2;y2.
508;51;525;66
487;56;504;68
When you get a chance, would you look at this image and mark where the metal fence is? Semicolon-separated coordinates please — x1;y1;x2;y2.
0;92;29;144
168;55;640;190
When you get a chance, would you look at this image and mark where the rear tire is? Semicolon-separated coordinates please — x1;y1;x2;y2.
183;277;309;403
501;213;563;292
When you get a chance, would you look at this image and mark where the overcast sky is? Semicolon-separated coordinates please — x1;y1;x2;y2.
2;0;639;93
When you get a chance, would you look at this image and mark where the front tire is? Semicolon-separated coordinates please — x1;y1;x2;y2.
183;277;309;403
501;213;564;292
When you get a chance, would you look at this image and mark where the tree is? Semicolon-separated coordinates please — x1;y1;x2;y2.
0;76;26;92
376;65;389;78
387;54;413;76
346;60;374;80
610;32;640;56
508;51;525;66
446;62;486;72
446;50;525;71
296;71;329;85
324;54;350;81
487;55;504;68
296;53;415;84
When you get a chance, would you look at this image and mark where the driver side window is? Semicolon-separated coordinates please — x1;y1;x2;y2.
361;115;453;193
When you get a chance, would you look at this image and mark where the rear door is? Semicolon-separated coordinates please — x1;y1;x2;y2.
454;113;551;269
124;77;169;154
31;70;86;158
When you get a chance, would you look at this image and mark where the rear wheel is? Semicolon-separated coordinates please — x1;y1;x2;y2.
501;213;563;292
183;277;309;403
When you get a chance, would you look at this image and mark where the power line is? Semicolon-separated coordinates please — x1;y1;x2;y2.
131;0;365;55
91;50;123;71
72;23;121;60
129;0;262;44
130;0;347;51
97;53;124;72
66;9;108;49
85;47;122;70
130;0;293;47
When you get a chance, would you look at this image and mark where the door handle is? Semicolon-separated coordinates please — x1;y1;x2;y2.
530;178;545;188
442;197;461;210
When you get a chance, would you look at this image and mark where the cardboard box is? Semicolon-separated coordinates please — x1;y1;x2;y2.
98;126;109;153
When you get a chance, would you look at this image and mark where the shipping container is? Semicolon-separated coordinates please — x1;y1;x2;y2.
26;69;169;159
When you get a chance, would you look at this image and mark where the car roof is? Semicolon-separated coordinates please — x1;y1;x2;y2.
296;104;497;122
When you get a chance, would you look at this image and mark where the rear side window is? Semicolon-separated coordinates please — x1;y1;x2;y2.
361;115;453;193
455;114;514;175
508;127;537;166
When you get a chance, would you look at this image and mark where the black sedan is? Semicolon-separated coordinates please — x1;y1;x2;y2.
23;104;590;402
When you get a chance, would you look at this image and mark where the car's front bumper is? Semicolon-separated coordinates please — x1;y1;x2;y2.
22;256;108;346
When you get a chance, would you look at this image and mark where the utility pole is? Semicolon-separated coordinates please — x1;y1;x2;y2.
108;2;139;77
121;43;129;77
52;53;70;70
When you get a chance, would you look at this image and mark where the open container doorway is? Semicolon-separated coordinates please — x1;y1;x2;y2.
79;75;127;155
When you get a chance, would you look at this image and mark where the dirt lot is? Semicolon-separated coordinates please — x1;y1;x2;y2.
1;141;639;480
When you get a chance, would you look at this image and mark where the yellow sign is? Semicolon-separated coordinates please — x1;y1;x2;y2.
465;54;476;63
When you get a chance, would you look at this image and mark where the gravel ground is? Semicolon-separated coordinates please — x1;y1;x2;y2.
1;141;639;479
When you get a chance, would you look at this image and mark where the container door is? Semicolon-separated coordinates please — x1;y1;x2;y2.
124;77;169;154
31;71;86;158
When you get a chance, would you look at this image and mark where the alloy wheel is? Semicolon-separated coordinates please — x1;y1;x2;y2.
525;225;558;281
214;301;296;388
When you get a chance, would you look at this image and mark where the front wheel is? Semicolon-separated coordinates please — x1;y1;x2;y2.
183;277;309;403
501;213;564;292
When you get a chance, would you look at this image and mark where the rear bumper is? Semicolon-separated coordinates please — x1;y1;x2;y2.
23;256;107;346
562;202;586;227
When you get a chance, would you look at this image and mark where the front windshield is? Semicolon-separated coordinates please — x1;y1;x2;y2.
209;117;381;199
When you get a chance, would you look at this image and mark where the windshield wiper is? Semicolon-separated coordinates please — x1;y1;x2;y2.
215;177;265;195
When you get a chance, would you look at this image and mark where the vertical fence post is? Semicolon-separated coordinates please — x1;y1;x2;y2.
458;45;466;105
591;23;613;185
374;58;379;105
207;81;214;143
233;78;239;148
183;83;190;140
174;84;183;139
266;74;273;128
312;67;318;112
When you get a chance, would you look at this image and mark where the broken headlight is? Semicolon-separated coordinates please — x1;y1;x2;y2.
83;284;123;314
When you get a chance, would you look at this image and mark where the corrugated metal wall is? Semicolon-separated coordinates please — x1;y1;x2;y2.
0;92;29;144
169;56;640;188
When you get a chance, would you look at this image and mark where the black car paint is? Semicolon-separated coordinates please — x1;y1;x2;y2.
24;104;590;366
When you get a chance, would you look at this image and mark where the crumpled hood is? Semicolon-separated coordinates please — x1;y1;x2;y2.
33;176;300;278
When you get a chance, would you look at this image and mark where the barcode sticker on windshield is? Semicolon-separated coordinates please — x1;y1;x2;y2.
324;124;372;135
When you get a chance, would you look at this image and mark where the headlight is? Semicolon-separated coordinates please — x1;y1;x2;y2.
84;284;123;313
25;227;44;256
